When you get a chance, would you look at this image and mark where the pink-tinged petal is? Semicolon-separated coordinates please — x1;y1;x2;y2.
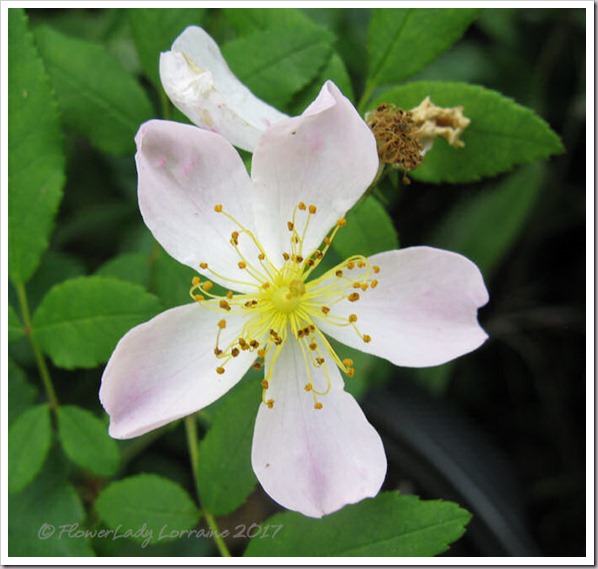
100;304;254;439
136;119;264;292
250;81;380;261
160;26;287;152
251;339;386;518
315;247;489;368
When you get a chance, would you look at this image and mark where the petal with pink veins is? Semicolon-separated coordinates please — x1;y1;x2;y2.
314;247;489;368
250;81;380;261
136;119;267;293
100;303;254;439
251;338;386;518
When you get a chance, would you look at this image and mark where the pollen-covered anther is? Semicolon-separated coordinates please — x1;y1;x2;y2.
371;279;379;288
357;260;366;268
343;358;354;367
353;282;361;289
304;383;313;392
253;362;263;371
335;270;343;278
231;348;240;357
346;367;355;378
336;218;347;227
261;379;269;389
348;314;358;323
218;319;227;329
219;299;231;311
257;348;266;359
373;265;381;274
308;204;317;214
266;399;275;409
287;221;294;231
347;261;355;270
363;334;372;343
321;306;330;315
298;201;307;211
193;294;204;302
203;281;214;292
238;261;247;269
216;366;225;375
315;357;325;366
314;402;323;410
192;276;201;286
231;231;239;245
199;262;208;270
282;252;290;261
214;204;223;213
214;348;223;356
309;342;317;351
348;292;360;302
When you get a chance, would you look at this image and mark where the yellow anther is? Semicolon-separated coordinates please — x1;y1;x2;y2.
238;261;247;269
324;237;331;245
226;291;234;299
357;260;366;268
363;334;372;343
346;367;355;378
192;276;201;286
304;383;313;392
298;201;307;211
214;204;223;213
231;348;240;357
316;357;325;365
214;348;223;356
257;348;266;358
335;270;343;278
321;306;330;315
348;292;360;302
309;342;317;351
253;362;263;371
193;294;204;302
218;319;227;329
216;367;225;375
360;283;369;291
343;358;354;367
258;252;266;260
266;399;275;409
199;262;208;269
261;380;269;389
239;338;249;349
353;282;361;289
348;314;358;323
371;279;379;288
219;300;231;311
282;252;290;261
203;281;213;291
314;402;323;410
250;339;259;349
261;282;270;289
336;218;347;227
347;261;355;270
373;265;380;274
231;231;239;245
287;221;294;231
308;204;317;214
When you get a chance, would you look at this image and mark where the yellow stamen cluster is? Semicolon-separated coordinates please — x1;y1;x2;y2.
189;202;381;411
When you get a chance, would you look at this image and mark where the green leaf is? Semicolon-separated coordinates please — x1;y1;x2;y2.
8;8;65;286
430;163;545;278
128;8;206;88
225;7;321;36
57;405;120;477
8;304;24;343
32;276;162;369
9;404;52;494
8;358;39;426
373;81;564;183
198;379;260;516
223;27;334;109
9;450;95;556
245;492;471;556
366;8;479;92
332;196;399;259
33;25;154;156
95;474;200;545
96;252;151;288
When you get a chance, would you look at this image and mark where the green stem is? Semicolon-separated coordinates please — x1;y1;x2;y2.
16;282;59;411
184;415;232;558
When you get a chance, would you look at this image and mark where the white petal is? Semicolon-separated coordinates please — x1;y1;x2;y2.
136;119;267;293
315;247;489;368
100;304;254;439
251;338;386;518
160;26;287;152
250;81;380;261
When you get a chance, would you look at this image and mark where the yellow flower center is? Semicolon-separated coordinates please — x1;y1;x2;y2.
189;202;380;410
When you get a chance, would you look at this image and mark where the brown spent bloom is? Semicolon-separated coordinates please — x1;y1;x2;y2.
366;97;470;172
